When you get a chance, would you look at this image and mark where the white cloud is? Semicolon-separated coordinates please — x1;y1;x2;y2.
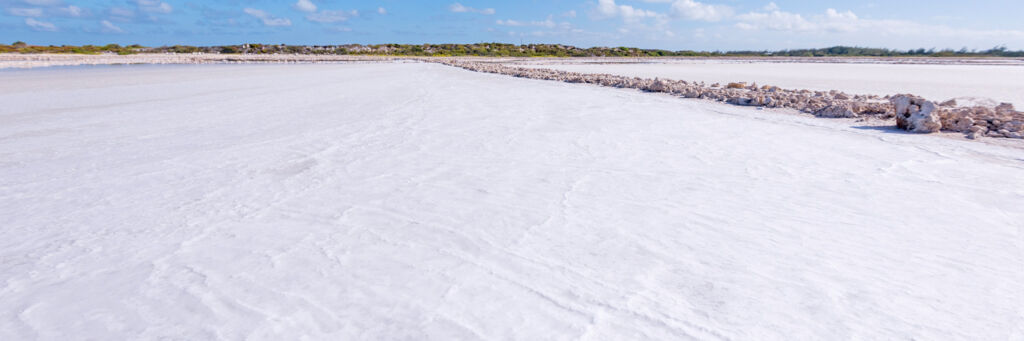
735;7;814;32
493;13;581;38
135;0;172;14
496;16;559;29
562;10;576;18
22;0;60;6
263;17;292;26
731;4;1024;49
822;8;859;33
735;6;863;33
56;5;85;17
243;8;268;18
150;3;172;13
244;8;292;27
109;7;135;18
101;20;124;33
495;19;523;26
24;17;56;31
306;9;357;23
449;3;495;15
594;0;664;23
8;8;43;17
670;0;732;22
7;4;88;18
294;0;317;13
377;7;387;15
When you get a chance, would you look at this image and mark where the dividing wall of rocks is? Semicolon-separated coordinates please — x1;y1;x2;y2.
929;99;1024;139
438;59;1024;140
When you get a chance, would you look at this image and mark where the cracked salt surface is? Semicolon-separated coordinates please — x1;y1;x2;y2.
1;63;1022;340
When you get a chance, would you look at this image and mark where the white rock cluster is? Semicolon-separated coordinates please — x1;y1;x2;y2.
888;95;1024;139
440;59;1024;140
438;60;889;114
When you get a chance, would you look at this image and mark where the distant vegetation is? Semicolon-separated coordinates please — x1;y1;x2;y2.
1;41;145;55
2;41;1022;57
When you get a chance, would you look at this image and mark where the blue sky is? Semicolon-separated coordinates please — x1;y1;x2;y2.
2;0;1023;50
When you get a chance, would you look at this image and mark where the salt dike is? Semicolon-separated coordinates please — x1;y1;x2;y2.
1;63;1022;340
515;58;1024;108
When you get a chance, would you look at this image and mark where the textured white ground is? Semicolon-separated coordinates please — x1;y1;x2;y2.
1;63;1023;340
517;61;1024;107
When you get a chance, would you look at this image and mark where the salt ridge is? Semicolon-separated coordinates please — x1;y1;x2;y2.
439;59;1024;139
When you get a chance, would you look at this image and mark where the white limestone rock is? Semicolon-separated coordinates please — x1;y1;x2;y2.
648;79;669;92
995;102;1015;114
728;97;756;106
891;95;941;133
813;104;858;118
951;116;974;132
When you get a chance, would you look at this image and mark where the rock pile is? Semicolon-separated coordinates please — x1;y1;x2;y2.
438;59;1024;140
889;95;1024;139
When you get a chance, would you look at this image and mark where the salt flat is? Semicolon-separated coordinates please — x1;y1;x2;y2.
517;60;1024;107
1;63;1022;340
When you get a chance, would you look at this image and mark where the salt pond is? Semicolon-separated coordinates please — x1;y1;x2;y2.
1;63;1022;340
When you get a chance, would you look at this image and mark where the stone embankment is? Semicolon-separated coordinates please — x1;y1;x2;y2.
439;60;1024;139
890;94;1024;139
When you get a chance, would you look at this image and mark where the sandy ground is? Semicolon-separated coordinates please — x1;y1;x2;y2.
514;59;1024;107
1;63;1023;340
